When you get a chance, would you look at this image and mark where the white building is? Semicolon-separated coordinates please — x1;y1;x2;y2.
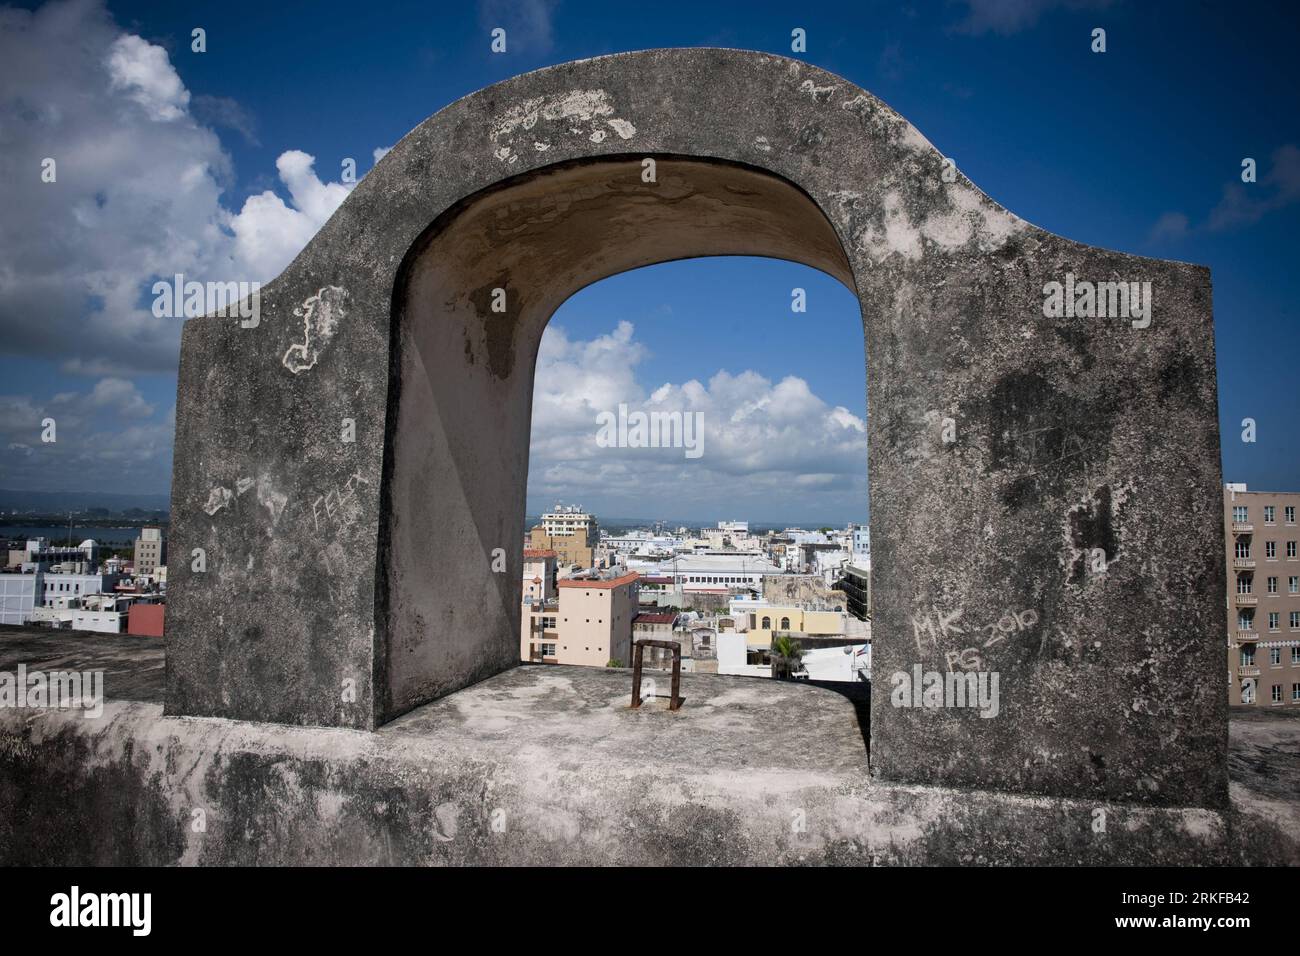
811;548;851;587
22;537;100;571
717;632;770;677
40;573;123;609
602;531;679;557
0;573;39;626
799;643;871;682
649;552;781;593
851;526;870;562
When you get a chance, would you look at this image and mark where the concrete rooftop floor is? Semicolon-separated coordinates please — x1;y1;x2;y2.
1;625;1297;865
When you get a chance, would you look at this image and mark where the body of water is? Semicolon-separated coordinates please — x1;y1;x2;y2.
0;525;146;547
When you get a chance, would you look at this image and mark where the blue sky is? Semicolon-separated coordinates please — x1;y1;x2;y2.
1;0;1298;524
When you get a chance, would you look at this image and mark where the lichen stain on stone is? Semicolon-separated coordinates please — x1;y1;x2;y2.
1063;482;1133;585
203;485;233;516
489;89;635;161
853;185;1026;264
467;275;519;380
799;79;836;103
1066;485;1117;583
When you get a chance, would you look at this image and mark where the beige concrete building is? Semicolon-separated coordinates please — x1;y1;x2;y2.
1224;484;1300;708
134;527;165;576
528;525;594;570
528;504;598;570
520;570;639;667
744;605;846;649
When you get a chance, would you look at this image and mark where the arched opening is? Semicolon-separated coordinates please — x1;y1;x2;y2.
380;154;861;722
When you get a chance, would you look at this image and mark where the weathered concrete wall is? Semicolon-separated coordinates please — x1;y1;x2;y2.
0;640;1291;865
763;575;849;609
166;48;1227;807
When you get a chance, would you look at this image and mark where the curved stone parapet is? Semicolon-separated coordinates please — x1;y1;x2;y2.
166;48;1226;808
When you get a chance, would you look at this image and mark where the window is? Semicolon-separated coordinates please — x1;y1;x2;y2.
1293;683;1300;702
1265;506;1276;523
1293;647;1300;665
1267;541;1277;559
1292;611;1300;629
761;616;771;629
1269;576;1279;593
1290;542;1298;558
1241;648;1255;666
1238;611;1254;630
1292;577;1299;594
1269;612;1280;631
1235;541;1251;559
1272;647;1283;666
1273;684;1283;703
1234;505;1248;522
1237;574;1253;593
1288;506;1296;524
780;617;791;630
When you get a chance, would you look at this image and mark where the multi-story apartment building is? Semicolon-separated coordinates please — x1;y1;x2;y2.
839;563;871;622
520;569;639;667
538;504;598;539
133;527;165;576
1224;483;1300;708
529;505;598;569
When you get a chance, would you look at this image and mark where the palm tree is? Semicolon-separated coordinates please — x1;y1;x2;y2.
772;635;803;680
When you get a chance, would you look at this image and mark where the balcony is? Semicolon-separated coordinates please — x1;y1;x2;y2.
1236;630;1257;645
1235;594;1259;607
1239;666;1261;678
1233;522;1254;534
1233;558;1255;569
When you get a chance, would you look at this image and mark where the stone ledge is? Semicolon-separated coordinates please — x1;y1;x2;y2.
0;628;1294;865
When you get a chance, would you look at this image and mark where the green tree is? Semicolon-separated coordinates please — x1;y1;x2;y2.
771;635;803;680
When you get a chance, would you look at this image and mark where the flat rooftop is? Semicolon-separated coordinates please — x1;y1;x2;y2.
1;624;1296;865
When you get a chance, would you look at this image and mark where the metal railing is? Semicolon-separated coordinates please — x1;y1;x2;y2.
630;638;682;711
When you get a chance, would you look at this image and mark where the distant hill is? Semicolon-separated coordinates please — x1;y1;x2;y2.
0;489;170;514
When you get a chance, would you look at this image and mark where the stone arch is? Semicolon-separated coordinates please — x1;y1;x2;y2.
166;49;1227;808
380;152;857;719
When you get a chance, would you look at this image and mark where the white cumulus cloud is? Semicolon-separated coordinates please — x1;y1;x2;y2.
0;0;376;377
529;321;868;520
